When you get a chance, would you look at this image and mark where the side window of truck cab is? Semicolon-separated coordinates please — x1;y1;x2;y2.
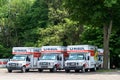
26;56;30;61
87;56;90;60
59;56;62;61
57;55;62;61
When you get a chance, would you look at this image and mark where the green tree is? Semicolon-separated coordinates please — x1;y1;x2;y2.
64;0;120;69
20;0;49;46
81;26;103;47
0;0;35;57
37;0;83;46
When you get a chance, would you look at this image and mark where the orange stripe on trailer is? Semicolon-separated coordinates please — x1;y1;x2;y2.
34;53;41;57
0;61;7;65
0;62;2;65
3;62;7;64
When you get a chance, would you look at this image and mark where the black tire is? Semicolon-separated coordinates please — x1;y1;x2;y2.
21;66;26;73
26;69;29;72
50;69;53;72
85;69;88;72
75;70;79;72
65;69;70;73
90;67;96;72
8;69;12;73
97;65;101;70
93;66;96;72
38;69;43;72
50;67;57;72
81;67;85;73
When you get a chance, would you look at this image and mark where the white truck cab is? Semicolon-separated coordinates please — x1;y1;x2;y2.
38;46;68;72
6;47;41;73
65;45;98;73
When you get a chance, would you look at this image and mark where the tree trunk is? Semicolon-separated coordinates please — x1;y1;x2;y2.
103;20;112;69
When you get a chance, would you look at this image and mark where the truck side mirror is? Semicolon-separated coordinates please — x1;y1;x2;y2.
87;56;90;60
98;57;101;61
57;56;59;60
59;57;62;61
26;57;30;61
8;55;13;61
84;57;86;60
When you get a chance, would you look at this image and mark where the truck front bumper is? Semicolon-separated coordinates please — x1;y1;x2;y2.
65;66;83;70
7;66;22;70
38;65;54;69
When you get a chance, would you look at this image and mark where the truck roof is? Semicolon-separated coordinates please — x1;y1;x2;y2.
12;47;41;54
67;45;97;50
66;45;98;57
98;48;104;55
41;46;67;53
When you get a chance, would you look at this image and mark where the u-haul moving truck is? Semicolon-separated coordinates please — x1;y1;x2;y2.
6;47;41;73
97;48;103;69
37;46;68;72
65;45;98;73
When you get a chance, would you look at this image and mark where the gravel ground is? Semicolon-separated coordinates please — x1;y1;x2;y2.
0;68;120;80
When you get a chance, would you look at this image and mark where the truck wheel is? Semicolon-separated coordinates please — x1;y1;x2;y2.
8;69;12;73
93;66;96;71
65;69;70;73
38;69;43;72
97;65;101;70
85;69;88;72
75;70;79;72
21;66;26;73
90;67;96;72
50;67;57;72
50;69;53;72
53;67;57;72
26;69;29;72
81;67;85;73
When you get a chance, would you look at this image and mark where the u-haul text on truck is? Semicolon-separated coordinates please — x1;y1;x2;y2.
6;47;41;73
37;46;68;72
65;45;98;73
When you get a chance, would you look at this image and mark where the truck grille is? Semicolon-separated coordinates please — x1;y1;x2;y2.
41;66;48;68
67;62;76;66
9;63;17;67
39;62;48;66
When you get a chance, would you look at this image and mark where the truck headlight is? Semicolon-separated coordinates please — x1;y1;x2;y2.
48;62;50;65
76;62;79;65
79;62;82;65
39;62;42;65
65;63;67;66
16;63;19;66
50;62;54;65
19;63;22;66
8;63;11;65
67;63;69;66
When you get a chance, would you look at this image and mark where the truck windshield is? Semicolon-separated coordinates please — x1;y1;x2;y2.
40;54;57;60
68;53;84;60
12;55;26;61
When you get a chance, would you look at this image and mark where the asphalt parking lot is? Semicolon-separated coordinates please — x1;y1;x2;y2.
0;68;120;80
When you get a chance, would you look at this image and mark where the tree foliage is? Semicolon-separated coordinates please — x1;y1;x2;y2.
0;0;120;68
64;0;120;69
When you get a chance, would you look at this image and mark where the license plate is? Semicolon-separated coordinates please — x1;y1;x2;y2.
11;63;16;67
43;62;47;65
41;66;48;68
